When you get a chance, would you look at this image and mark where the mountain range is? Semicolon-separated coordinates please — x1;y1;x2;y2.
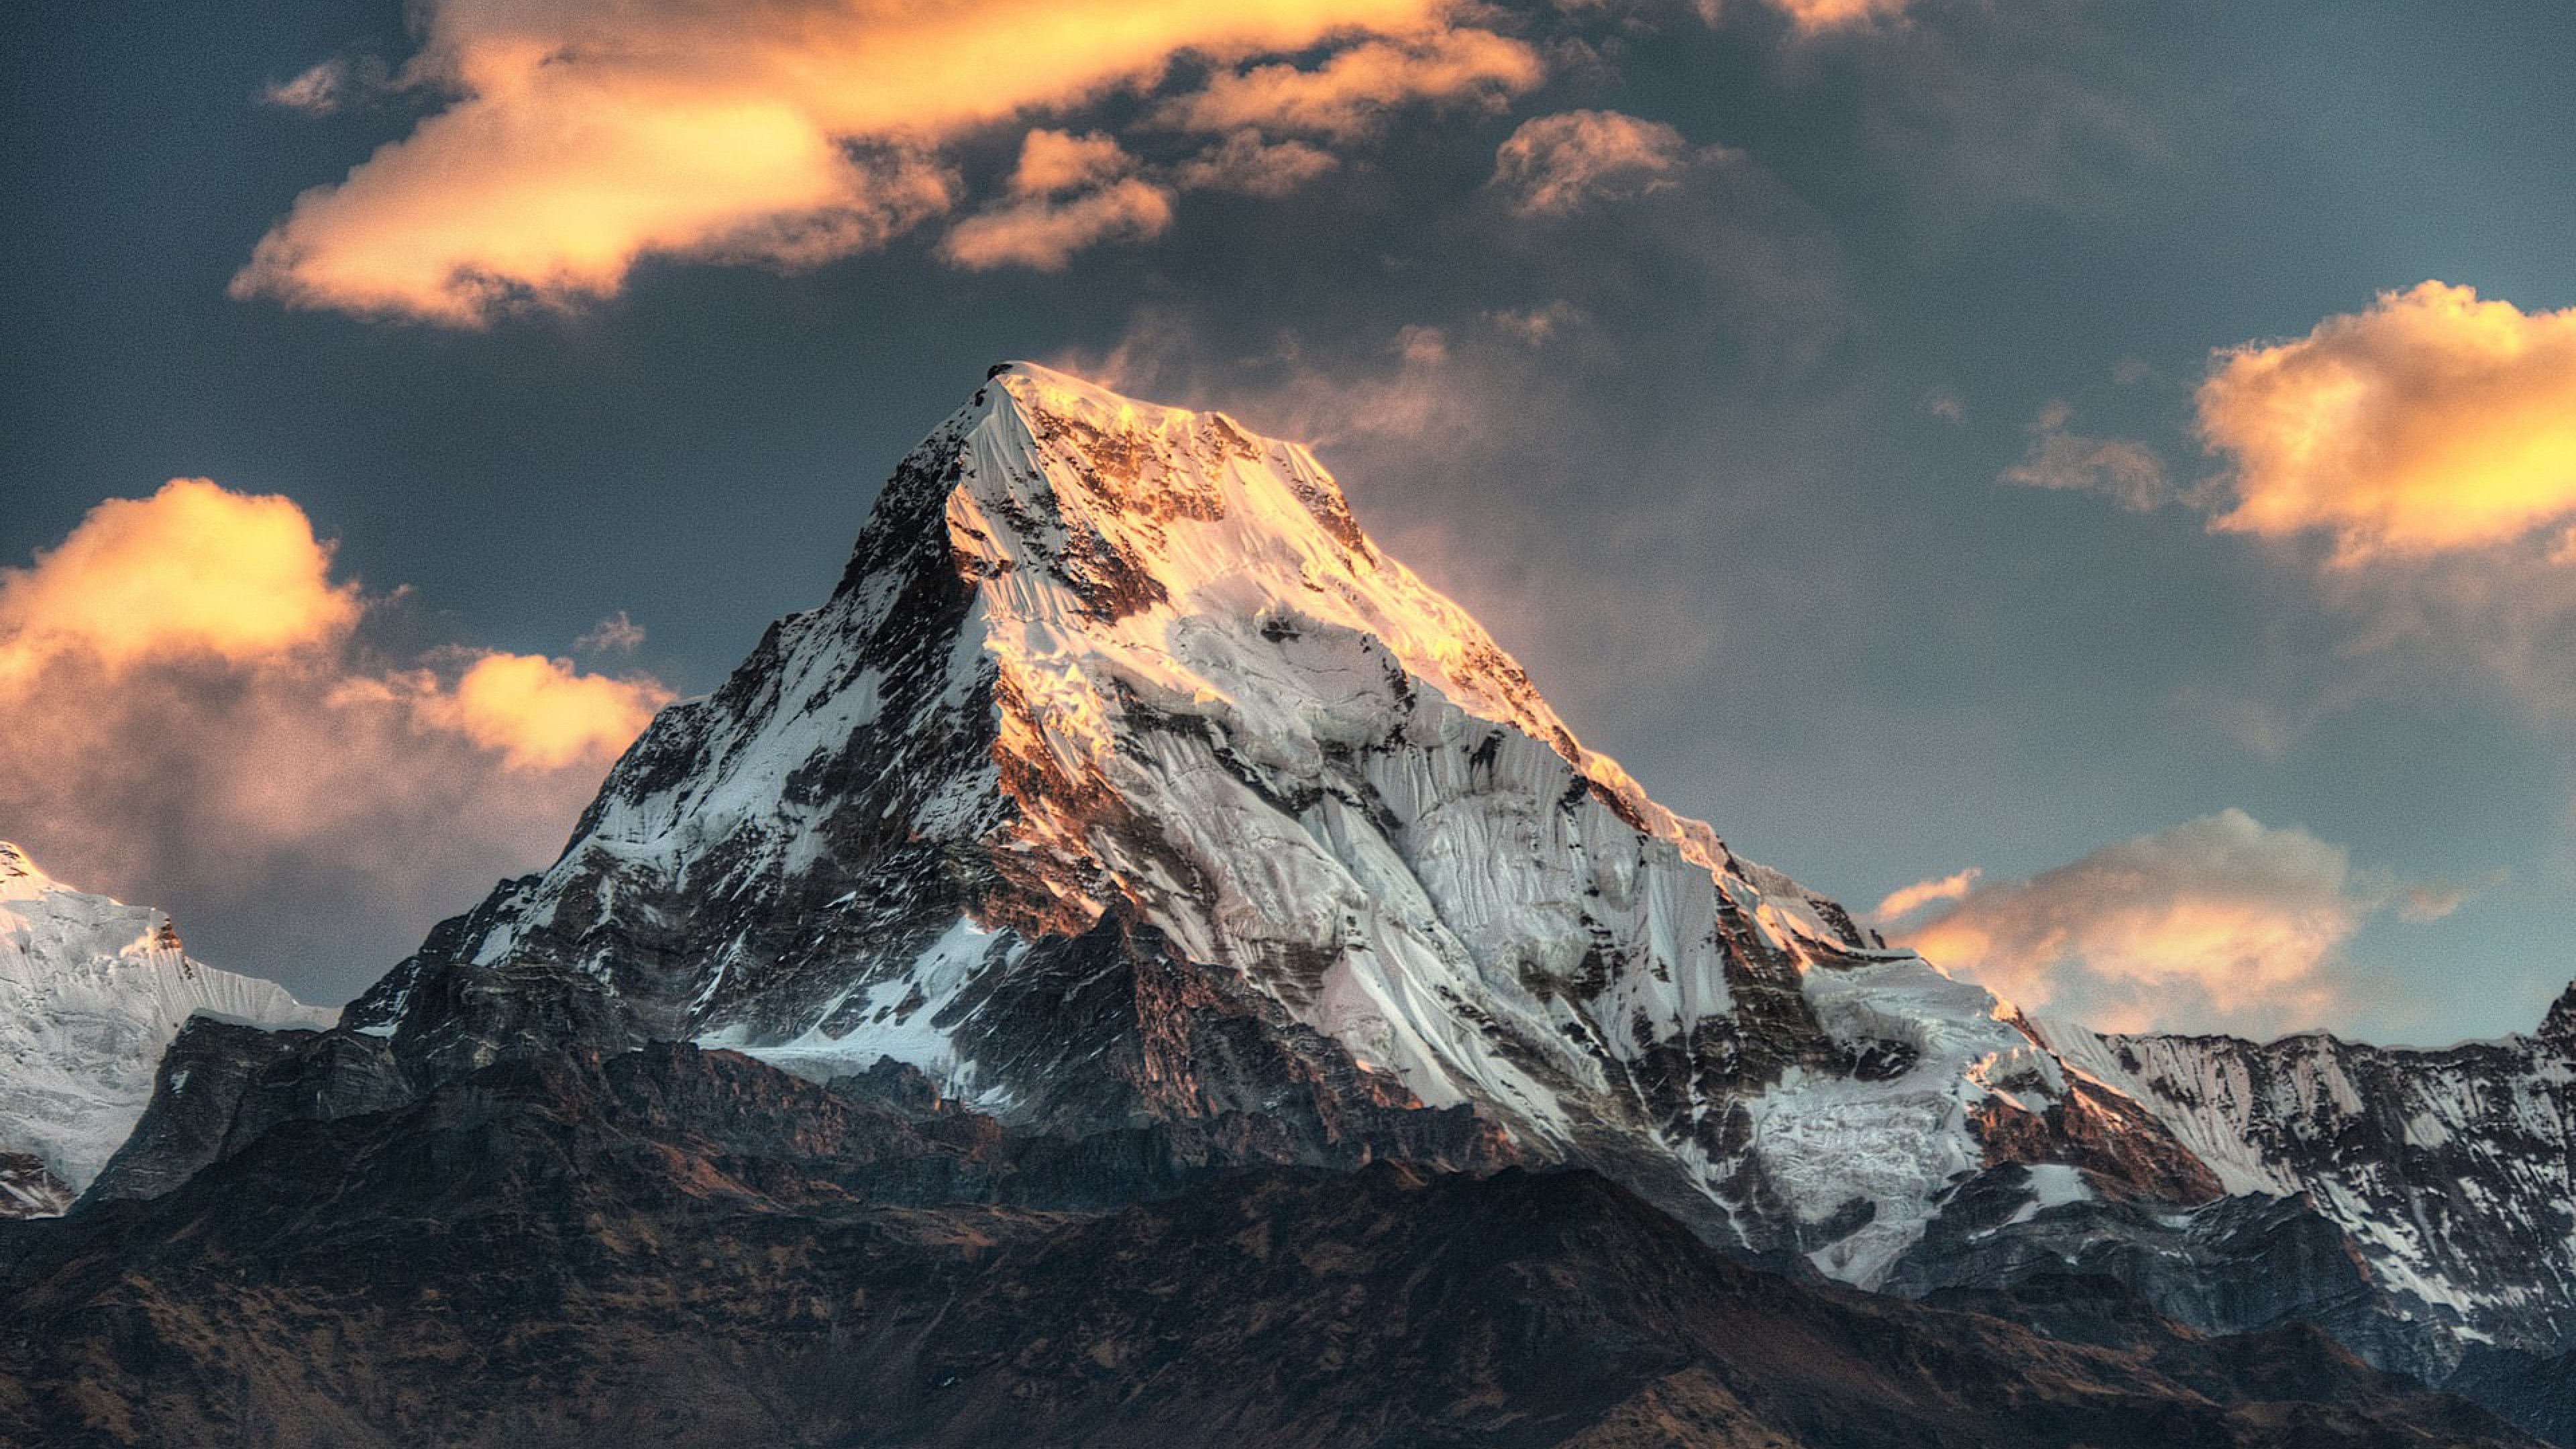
3;363;2568;1446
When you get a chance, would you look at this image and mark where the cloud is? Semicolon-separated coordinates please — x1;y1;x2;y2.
1173;131;1340;198
231;0;1464;323
939;181;1175;272
1722;0;1917;35
2195;282;2576;562
1009;129;1132;198
2045;285;2576;734
1157;27;1543;141
396;652;673;771
0;478;360;680
939;129;1173;272
1872;866;1980;923
575;610;645;654
1489;109;1712;217
259;58;360;115
1488;300;1589;347
0;480;671;1000
1897;810;2400;1037
2396;875;2500;924
2000;400;2175;511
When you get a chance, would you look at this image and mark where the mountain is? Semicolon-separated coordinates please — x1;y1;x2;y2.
0;842;333;1212
33;363;2574;1440
2019;1002;2576;1367
325;363;2214;1272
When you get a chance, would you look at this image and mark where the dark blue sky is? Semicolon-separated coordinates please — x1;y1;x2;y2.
5;0;2573;1042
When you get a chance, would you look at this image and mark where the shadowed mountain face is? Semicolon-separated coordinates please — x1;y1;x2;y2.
7;364;2571;1444
0;1044;2540;1449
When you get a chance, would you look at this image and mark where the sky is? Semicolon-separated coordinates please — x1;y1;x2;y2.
5;0;2574;1045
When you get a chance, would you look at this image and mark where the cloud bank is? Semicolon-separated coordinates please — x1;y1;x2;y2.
233;0;1533;320
0;480;669;999
1894;810;2410;1038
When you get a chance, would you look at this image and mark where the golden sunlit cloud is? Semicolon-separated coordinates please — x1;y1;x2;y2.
0;478;360;680
411;651;674;771
1690;0;1916;34
1897;810;2390;1038
1489;109;1711;217
1766;0;1915;30
1009;130;1132;198
1871;866;1980;923
1157;28;1542;141
936;130;1173;271
939;182;1175;272
232;0;1464;323
0;480;671;959
2198;282;2576;561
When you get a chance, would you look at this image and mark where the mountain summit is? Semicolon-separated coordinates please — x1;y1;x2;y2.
0;841;331;1212
88;364;2576;1404
335;362;2182;1279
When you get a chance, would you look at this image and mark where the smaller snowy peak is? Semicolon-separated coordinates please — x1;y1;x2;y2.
0;844;335;1201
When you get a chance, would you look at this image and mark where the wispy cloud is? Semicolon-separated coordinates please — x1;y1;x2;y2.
938;131;1173;272
1155;27;1542;141
259;58;357;115
1872;866;1980;923
2000;400;2174;511
1489;110;1722;217
575;610;645;655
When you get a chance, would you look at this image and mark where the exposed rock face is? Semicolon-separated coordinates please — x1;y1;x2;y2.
0;1044;2541;1449
2030;1016;2576;1381
60;364;2576;1438
0;1152;71;1220
0;841;333;1208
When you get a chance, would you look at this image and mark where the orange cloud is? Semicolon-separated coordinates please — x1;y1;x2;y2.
938;178;1175;272
1871;866;1980;924
405;652;674;771
1692;0;1915;34
1157;27;1542;140
1898;810;2380;1037
1489;109;1710;217
233;0;1455;322
2197;282;2576;561
1764;0;1914;30
0;480;672;997
1010;129;1131;197
0;478;360;680
1173;131;1340;198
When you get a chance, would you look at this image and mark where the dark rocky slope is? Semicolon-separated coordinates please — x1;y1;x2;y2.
0;1044;2537;1449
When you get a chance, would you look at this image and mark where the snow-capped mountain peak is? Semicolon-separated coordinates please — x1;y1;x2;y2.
0;842;334;1203
345;363;2188;1285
